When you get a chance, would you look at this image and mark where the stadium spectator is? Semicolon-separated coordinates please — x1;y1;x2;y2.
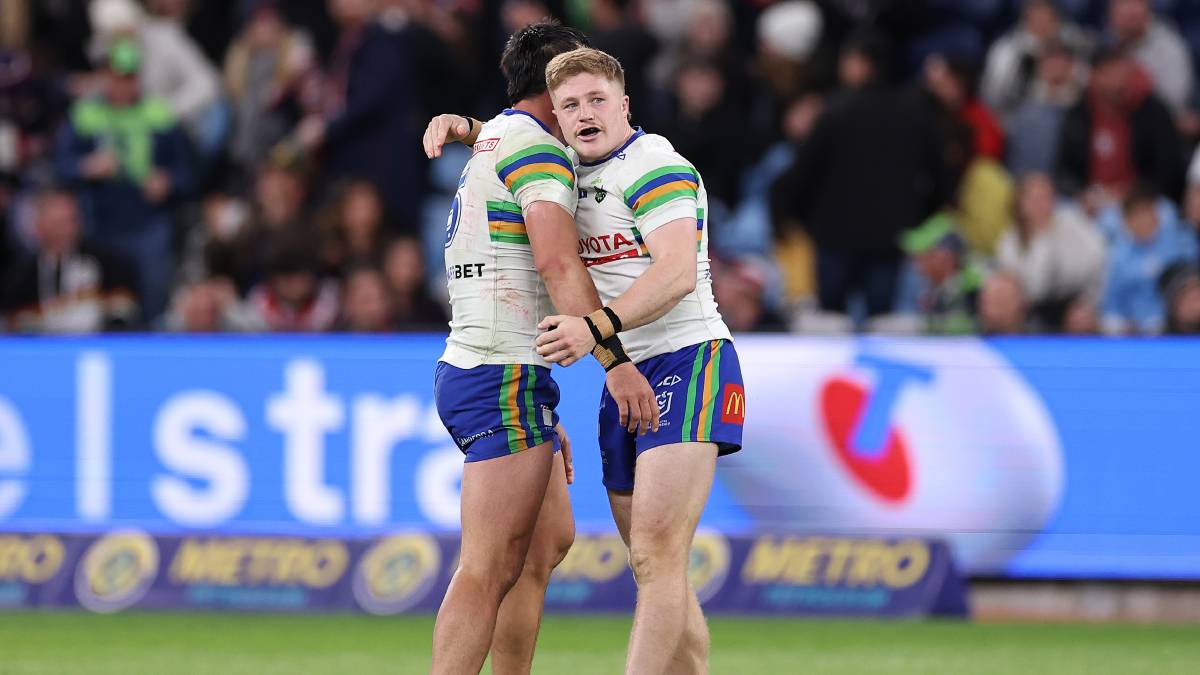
0;48;66;191
7;0;1200;341
711;256;787;332
921;52;1015;257
748;0;825;153
296;0;424;226
1107;0;1193;114
163;276;258;332
337;263;394;332
1005;40;1086;177
995;173;1106;330
898;214;985;335
87;0;226;158
754;1;824;99
381;236;446;329
53;38;193;320
977;270;1030;335
981;0;1092;122
1099;187;1197;335
1;188;138;333
1184;148;1200;255
246;238;339;332
204;161;310;295
317;178;392;276
1064;298;1101;334
1159;262;1200;334
589;0;658;120
651;0;749;99
663;59;743;209
729;92;822;258
223;0;316;178
924;53;1004;167
773;29;946;319
1055;47;1182;215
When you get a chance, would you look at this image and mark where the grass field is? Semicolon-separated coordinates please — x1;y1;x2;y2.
0;613;1198;674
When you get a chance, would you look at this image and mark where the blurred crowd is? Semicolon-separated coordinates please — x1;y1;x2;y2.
2;0;1200;337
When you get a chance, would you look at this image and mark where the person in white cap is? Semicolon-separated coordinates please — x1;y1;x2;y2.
88;0;223;153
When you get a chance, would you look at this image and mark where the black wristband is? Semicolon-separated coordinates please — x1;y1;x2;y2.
592;335;631;371
464;116;474;137
583;315;605;345
601;306;624;333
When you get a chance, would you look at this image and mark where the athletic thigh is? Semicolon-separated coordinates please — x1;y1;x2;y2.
525;451;575;568
629;442;718;551
458;441;554;571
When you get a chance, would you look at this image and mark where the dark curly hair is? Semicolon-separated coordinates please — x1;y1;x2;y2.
500;20;591;105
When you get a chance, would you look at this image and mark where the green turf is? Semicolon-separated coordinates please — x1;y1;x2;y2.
0;613;1197;674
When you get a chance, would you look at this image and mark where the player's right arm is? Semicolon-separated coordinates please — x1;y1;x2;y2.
498;131;659;434
423;113;482;158
525;202;659;434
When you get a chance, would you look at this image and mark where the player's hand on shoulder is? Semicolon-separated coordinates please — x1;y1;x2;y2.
536;315;595;366
423;113;470;159
604;362;660;436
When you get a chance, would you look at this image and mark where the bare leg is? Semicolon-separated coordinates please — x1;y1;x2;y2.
430;442;554;675
666;590;709;675
623;443;717;675
490;451;575;674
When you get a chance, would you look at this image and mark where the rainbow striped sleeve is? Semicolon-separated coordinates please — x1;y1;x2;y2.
486;200;528;245
622;165;699;218
496;144;575;194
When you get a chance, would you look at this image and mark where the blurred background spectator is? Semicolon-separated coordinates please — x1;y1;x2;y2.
1159;261;1200;334
222;1;316;181
246;237;339;332
977;270;1030;335
1099;186;1196;334
773;28;946;322
995;172;1105;330
317;178;392;277
88;0;227;163
3;0;1200;338
982;0;1091;122
53;38;192;320
1;187;138;332
897;214;986;334
1106;0;1192;118
1005;38;1085;177
380;236;447;330
1055;46;1182;216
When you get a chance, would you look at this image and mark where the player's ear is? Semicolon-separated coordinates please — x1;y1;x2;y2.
622;95;630;118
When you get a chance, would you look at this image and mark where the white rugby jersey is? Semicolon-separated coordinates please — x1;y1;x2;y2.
573;129;731;363
440;110;577;368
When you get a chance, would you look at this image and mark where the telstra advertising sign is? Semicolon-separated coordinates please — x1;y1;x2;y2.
1;335;1198;579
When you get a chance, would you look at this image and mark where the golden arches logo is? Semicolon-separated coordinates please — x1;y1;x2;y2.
353;534;441;615
75;531;159;613
721;384;745;424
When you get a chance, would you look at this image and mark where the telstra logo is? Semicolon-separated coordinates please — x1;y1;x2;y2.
821;355;933;504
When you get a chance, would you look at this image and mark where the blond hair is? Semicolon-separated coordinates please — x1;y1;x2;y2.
545;48;626;93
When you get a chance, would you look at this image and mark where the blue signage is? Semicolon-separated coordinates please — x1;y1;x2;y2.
0;335;1198;579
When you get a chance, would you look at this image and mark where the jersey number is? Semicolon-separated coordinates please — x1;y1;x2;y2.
444;170;468;248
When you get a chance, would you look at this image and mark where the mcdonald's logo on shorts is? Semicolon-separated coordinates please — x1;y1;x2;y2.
721;384;745;425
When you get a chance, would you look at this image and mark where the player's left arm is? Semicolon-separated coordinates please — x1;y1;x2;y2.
537;217;697;362
423;113;482;159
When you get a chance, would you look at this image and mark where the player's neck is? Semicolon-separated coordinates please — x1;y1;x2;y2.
593;124;636;160
511;95;559;138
